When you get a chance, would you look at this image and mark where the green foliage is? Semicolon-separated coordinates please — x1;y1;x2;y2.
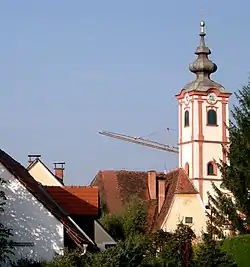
0;178;14;263
194;233;237;267
99;213;124;241
222;234;250;267
88;223;196;267
38;197;197;267
100;196;148;241
208;78;250;236
43;249;93;267
157;223;195;267
11;258;46;267
90;234;151;267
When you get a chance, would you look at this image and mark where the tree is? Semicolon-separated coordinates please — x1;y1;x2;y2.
100;197;197;266
0;178;14;263
157;223;196;267
208;79;250;236
100;196;148;241
194;233;237;267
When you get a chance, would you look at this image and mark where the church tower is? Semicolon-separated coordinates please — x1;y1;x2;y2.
176;21;232;204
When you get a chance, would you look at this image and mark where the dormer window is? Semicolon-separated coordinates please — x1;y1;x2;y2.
184;110;189;127
207;109;217;126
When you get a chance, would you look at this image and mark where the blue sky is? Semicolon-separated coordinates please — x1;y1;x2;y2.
0;1;249;185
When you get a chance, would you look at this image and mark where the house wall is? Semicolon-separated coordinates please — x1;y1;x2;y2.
94;221;116;251
28;161;62;186
0;163;64;263
161;194;207;237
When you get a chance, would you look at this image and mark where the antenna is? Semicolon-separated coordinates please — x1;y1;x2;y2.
164;163;167;174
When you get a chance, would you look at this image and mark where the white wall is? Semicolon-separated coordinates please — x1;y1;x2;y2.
0;163;64;264
179;92;230;202
161;194;207;237
94;221;116;251
28;161;62;186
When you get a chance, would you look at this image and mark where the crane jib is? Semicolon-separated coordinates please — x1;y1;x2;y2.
98;131;179;154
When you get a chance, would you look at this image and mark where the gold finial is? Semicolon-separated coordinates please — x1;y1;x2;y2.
200;20;205;34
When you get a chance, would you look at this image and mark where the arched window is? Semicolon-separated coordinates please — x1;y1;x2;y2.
185;162;189;177
207;161;216;175
184;110;189;127
207;109;217;126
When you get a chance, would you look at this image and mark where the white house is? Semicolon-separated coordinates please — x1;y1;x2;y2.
0;149;114;265
27;155;116;252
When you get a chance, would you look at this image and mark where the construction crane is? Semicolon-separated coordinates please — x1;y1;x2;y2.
99;130;179;154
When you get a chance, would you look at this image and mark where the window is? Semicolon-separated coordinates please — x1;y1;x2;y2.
207;162;214;175
185;217;193;224
207;109;217;125
185;162;189;177
184;110;189;127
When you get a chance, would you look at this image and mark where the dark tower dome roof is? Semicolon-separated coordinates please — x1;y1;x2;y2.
184;21;228;93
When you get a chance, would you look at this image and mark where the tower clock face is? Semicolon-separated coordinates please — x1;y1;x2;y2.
207;93;217;104
184;93;190;106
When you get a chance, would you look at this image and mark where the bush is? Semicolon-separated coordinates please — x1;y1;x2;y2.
222;234;250;267
11;258;45;267
194;233;237;267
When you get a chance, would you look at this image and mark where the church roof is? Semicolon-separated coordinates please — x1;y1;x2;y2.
0;148;98;250
90;168;198;231
183;21;229;94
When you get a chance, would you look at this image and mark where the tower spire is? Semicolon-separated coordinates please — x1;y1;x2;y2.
189;21;217;79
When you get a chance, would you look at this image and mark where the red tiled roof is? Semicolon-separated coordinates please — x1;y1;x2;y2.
154;168;198;229
0;149;97;250
91;168;198;231
44;186;99;215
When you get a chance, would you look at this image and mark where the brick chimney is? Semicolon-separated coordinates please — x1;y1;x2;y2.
158;179;165;213
28;154;41;165
54;162;65;181
148;170;157;200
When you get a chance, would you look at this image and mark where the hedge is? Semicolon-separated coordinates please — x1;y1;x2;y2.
221;234;250;267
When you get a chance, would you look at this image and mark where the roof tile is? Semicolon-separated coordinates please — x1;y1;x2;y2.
44;186;99;215
91;168;198;232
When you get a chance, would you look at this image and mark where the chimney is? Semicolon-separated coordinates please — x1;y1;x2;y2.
28;154;41;165
158;179;165;213
54;162;65;181
148;170;157;199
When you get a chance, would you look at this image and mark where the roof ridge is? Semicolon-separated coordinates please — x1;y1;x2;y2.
160;167;180;175
44;185;98;188
101;169;168;174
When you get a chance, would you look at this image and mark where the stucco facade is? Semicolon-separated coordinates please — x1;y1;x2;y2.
28;160;62;186
178;91;230;204
0;163;64;263
161;194;207;237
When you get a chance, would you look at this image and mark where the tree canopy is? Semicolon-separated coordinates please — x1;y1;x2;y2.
208;79;250;237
